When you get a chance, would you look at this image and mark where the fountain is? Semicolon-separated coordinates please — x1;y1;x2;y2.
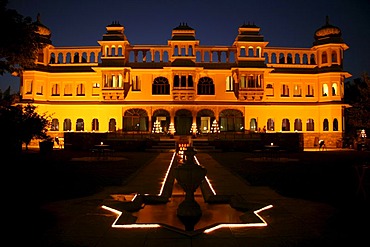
101;138;272;235
173;146;207;231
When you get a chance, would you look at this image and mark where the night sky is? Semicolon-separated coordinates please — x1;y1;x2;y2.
1;0;369;93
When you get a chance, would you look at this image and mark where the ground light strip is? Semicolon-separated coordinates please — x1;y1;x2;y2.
101;204;273;231
194;155;216;195
203;204;274;233
158;152;177;196
101;205;161;228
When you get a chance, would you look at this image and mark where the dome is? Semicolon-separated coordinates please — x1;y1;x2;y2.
34;13;52;43
314;16;343;45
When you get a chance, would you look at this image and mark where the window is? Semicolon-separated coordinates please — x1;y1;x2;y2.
250;118;257;132
109;118;116;132
226;76;234;91
293;84;302;97
246;74;262;88
294;118;302;131
132;75;141;91
282;118;290;131
322;83;329;96
281;84;289;97
267;118;274;131
52;84;60;96
332;51;338;63
152;76;170;95
333;118;338;131
63;119;72;131
306;84;314;97
197;77;215;95
51;119;59;131
77;83;85;96
173;75;194;88
306;118;314;131
64;83;72;96
332;83;338;96
322;51;327;63
240;76;247;88
76;118;84;131
37;82;43;95
25;80;33;94
323;119;329;131
266;83;274;96
92;118;99;131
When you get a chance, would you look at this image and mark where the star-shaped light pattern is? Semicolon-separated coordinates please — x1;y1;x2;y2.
101;151;273;234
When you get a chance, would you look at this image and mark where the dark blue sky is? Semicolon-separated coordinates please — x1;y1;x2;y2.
2;0;369;93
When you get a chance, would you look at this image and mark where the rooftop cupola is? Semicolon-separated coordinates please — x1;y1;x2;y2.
233;22;264;43
102;21;128;41
170;22;196;40
313;16;343;46
34;13;52;44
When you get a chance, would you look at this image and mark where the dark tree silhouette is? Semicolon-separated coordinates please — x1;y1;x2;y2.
0;0;45;76
0;103;52;153
344;72;370;138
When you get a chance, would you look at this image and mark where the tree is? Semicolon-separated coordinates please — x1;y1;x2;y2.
0;103;52;154
0;0;45;76
344;72;370;138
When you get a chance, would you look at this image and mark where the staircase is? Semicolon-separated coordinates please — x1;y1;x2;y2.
191;139;221;153
146;139;176;152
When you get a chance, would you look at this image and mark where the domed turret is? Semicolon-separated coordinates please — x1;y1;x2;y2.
34;13;52;44
313;16;343;46
171;22;196;40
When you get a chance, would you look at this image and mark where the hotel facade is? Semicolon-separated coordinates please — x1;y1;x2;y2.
18;16;351;148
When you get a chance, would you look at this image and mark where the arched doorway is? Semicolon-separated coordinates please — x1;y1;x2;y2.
152;109;170;133
219;109;244;132
196;109;215;134
122;108;148;132
175;109;193;135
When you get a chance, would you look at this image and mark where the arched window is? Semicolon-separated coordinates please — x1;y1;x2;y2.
250;118;257;132
322;84;329;96
152;76;170;95
76;118;84;131
332;83;338;96
294;118;302;131
109;118;116;132
323;119;329;131
322;51;328;63
197;77;215;95
331;51;337;63
92;118;99;131
333;118;338;131
282;118;290;131
63;119;72;131
306;118;314;131
267;118;274;131
51;119;59;131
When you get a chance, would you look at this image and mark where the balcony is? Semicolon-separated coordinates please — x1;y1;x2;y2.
173;88;195;101
238;88;264;101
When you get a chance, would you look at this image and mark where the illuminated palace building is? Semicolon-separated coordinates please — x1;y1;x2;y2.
19;16;351;148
